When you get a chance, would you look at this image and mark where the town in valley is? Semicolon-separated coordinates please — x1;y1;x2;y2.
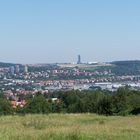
1;56;140;107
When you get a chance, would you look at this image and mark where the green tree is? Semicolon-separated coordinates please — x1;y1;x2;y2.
112;87;129;115
129;92;140;115
0;99;13;115
24;96;51;114
0;91;5;99
96;95;112;116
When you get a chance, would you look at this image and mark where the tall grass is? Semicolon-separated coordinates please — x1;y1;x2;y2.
0;114;139;140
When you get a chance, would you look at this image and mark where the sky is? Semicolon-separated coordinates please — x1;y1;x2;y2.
0;0;140;64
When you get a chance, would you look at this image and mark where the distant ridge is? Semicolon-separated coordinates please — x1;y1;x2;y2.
0;60;140;68
0;62;20;67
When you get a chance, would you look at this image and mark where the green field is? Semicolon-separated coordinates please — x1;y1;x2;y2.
0;114;140;140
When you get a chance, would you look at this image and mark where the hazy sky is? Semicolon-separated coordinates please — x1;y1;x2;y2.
0;0;140;64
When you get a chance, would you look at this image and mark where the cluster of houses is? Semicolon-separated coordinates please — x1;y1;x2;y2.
4;89;49;109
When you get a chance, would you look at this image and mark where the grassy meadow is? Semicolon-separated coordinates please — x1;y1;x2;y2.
0;114;140;140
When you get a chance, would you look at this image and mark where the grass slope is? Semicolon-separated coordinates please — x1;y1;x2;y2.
0;114;140;140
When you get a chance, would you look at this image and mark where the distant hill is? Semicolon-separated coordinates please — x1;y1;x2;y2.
111;60;140;66
0;62;19;67
0;62;22;68
111;60;140;75
0;60;140;76
93;60;140;76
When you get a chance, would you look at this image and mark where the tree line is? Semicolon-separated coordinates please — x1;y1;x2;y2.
1;87;140;116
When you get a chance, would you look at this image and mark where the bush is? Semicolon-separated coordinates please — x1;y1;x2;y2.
0;99;13;115
96;96;112;116
23;96;51;114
